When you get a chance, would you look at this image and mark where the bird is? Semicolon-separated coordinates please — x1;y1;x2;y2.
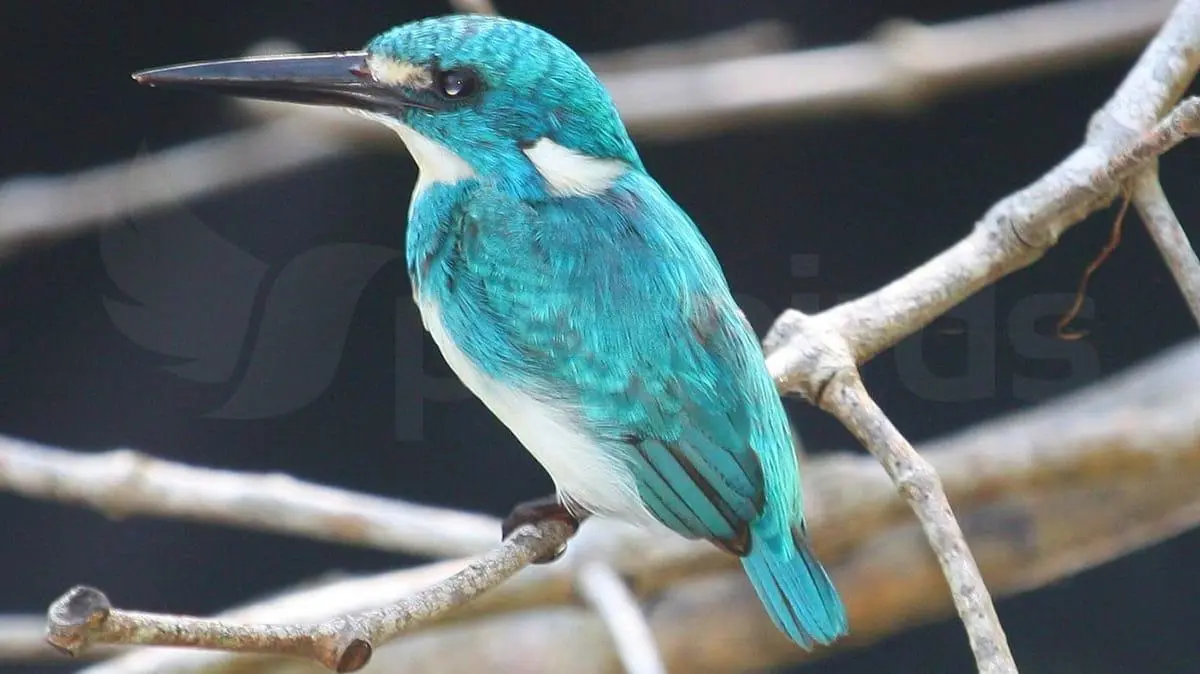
133;14;849;648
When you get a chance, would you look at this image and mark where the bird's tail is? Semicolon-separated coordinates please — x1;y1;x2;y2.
740;520;848;648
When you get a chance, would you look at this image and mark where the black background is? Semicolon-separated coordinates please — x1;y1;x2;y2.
2;1;1199;672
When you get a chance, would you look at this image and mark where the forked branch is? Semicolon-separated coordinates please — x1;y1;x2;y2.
46;522;573;673
759;2;1200;672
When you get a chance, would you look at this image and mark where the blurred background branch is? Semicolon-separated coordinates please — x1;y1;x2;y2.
0;436;499;559
576;562;667;674
0;0;1173;259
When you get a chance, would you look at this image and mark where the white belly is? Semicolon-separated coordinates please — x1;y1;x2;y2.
419;299;654;523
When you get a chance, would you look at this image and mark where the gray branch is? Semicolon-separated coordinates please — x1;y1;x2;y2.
758;2;1200;672
1131;167;1200;325
14;335;1195;673
46;522;574;672
577;563;666;674
0;436;499;559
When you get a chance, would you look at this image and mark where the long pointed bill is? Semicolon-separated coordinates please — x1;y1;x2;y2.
132;51;416;111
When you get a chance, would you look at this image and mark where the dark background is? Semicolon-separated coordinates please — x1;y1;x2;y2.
2;1;1199;672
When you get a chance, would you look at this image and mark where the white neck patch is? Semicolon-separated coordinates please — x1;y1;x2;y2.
522;138;627;198
352;111;476;202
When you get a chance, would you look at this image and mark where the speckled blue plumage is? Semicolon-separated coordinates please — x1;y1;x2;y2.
374;15;848;646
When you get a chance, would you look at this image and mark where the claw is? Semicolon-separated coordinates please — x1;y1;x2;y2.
501;495;587;564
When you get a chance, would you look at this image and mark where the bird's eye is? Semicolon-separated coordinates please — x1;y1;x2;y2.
436;68;479;100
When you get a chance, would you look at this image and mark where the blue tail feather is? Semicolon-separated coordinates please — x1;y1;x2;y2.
741;522;848;648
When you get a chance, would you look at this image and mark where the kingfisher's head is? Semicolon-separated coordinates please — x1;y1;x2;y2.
135;15;642;198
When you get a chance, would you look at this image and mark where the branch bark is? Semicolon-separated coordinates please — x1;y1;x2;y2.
13;335;1200;671
0;437;498;559
45;338;1200;673
755;3;1200;670
1131;166;1200;325
46;522;573;673
821;371;1013;670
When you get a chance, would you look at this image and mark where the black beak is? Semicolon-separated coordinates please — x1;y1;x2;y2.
133;51;415;111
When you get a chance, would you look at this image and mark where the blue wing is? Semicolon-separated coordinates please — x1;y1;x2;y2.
418;173;846;645
421;174;798;553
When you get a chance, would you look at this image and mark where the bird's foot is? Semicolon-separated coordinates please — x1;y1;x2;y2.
501;495;588;564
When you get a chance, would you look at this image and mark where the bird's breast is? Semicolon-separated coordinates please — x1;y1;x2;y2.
416;296;652;523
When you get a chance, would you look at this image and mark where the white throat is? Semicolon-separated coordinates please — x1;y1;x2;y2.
350;113;628;203
352;111;476;203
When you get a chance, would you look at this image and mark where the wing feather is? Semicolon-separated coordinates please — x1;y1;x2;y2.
439;178;778;553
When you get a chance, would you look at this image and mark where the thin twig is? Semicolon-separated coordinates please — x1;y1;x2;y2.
824;371;1012;671
766;97;1200;380
1131;166;1200;325
577;563;667;674
0;0;1170;258
1056;191;1131;340
46;521;573;673
0;436;499;558
0;118;351;260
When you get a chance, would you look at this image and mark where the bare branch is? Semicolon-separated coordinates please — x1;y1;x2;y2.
0;0;1169;258
23;337;1200;672
609;0;1174;138
754;3;1200;671
766;97;1200;378
1131;167;1200;325
0;615;106;663
576;563;666;674
760;101;1200;673
0;617;40;661
46;521;573;672
57;335;1200;674
823;371;1012;671
0;436;499;559
437;474;1200;674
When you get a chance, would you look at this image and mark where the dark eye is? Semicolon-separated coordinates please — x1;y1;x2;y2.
436;68;479;100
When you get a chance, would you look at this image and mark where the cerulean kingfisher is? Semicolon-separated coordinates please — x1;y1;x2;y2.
134;14;848;647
